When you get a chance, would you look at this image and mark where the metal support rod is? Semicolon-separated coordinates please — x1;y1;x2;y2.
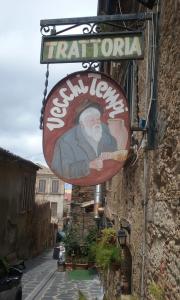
94;184;102;219
40;12;153;27
140;138;148;300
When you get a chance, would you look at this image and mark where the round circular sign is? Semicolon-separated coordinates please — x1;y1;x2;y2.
43;70;130;186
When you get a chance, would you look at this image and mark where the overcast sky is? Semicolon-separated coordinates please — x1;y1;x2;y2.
0;0;98;165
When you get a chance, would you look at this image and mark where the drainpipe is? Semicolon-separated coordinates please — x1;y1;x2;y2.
94;184;102;220
140;138;148;300
140;1;161;298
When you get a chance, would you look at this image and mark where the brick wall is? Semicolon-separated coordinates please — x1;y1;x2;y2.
70;185;96;241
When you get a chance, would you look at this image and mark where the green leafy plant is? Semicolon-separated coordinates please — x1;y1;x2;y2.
84;227;98;262
0;257;9;273
149;281;164;300
64;226;98;264
78;290;87;300
64;227;80;257
84;227;98;246
0;258;9;278
89;228;121;270
100;228;117;245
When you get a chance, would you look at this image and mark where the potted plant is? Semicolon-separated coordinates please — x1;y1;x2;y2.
64;227;80;269
89;228;122;271
64;226;98;270
73;227;98;269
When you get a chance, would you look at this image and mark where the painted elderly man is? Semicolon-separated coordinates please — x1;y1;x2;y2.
51;103;124;179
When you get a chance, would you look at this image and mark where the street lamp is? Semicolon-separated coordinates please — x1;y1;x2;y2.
136;0;156;9
117;228;127;247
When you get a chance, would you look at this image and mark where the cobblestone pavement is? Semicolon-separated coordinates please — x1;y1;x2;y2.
39;271;103;300
22;249;104;300
22;249;57;300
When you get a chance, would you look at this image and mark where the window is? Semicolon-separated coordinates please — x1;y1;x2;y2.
38;179;46;193
51;202;57;217
51;180;59;193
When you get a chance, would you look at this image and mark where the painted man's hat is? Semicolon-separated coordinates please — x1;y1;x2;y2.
74;100;103;124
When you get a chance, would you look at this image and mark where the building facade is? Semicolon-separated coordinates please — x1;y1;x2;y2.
35;165;65;227
97;0;179;299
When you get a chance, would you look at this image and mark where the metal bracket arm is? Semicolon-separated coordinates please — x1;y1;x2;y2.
40;12;153;28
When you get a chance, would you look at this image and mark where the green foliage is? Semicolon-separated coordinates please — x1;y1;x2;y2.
95;243;121;270
85;227;98;245
78;290;87;300
0;258;9;278
149;281;164;300
100;228;117;245
84;227;98;262
64;226;98;262
89;228;121;270
0;258;9;272
64;227;80;256
87;241;97;262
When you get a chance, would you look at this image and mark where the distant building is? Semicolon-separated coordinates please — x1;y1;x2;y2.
35;165;65;227
64;183;72;202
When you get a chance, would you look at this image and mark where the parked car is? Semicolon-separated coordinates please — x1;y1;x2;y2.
0;259;22;300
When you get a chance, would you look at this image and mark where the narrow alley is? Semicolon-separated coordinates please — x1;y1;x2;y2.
0;0;179;299
22;249;104;300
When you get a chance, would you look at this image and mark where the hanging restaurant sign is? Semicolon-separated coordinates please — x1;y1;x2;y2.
40;31;143;64
43;70;130;186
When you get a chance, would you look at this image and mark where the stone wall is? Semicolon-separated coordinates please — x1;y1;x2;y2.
100;0;179;299
145;1;179;299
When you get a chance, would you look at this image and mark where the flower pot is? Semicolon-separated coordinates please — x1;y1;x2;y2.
74;263;89;270
88;262;95;269
65;262;73;270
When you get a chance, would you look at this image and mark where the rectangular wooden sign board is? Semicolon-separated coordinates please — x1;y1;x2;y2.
40;31;144;63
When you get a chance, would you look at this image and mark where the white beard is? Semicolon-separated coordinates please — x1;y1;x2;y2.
84;124;102;142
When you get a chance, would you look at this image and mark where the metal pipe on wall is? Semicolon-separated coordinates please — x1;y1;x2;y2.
140;140;148;300
94;184;102;219
141;1;161;299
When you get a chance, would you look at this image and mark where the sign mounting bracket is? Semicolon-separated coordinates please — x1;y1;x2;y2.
40;13;153;36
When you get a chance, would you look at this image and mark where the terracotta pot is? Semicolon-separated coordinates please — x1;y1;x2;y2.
74;263;89;270
88;262;96;269
65;262;73;270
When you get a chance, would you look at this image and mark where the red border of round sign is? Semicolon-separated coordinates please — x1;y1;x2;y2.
43;70;131;186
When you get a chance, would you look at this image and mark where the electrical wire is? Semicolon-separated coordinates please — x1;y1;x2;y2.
140;3;161;299
129;2;159;168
